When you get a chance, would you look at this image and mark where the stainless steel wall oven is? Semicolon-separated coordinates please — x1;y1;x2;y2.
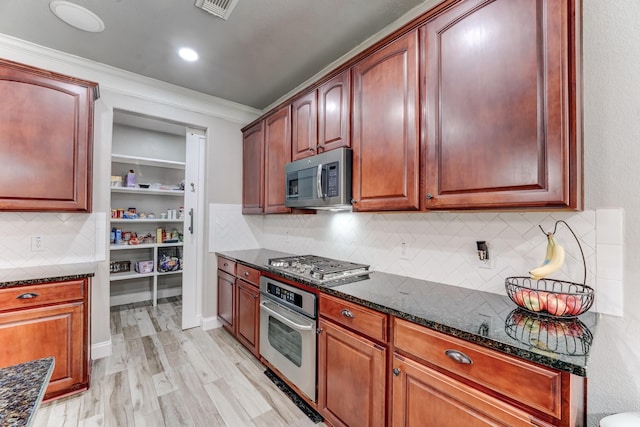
259;276;317;402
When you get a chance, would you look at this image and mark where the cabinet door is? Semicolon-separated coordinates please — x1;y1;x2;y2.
0;59;96;211
423;0;581;209
235;279;259;357
317;319;386;427
318;70;351;153
0;302;87;400
242;121;264;214
352;31;420;211
264;106;292;213
391;354;551;427
217;270;235;333
292;91;318;160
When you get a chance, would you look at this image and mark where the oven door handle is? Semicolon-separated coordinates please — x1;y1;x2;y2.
260;300;314;331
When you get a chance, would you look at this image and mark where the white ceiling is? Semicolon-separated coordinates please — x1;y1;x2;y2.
0;0;428;110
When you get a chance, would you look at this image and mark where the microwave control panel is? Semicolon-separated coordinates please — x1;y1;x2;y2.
325;162;339;197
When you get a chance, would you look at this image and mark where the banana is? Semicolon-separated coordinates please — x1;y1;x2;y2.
529;234;565;279
540;233;556;267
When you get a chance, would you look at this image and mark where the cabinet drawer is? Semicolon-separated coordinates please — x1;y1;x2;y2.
236;264;260;286
393;318;562;419
0;279;86;312
217;257;236;275
320;294;387;342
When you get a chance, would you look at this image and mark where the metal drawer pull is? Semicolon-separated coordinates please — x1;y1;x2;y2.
341;309;355;319
445;349;473;365
244;272;250;277
392;368;401;377
17;292;39;299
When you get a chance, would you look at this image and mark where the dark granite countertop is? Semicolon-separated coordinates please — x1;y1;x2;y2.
0;273;94;290
217;249;598;377
0;357;54;427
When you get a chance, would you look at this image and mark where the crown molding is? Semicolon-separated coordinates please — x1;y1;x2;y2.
0;34;261;125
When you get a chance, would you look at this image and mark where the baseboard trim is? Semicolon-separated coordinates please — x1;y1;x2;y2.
91;339;112;360
202;316;223;331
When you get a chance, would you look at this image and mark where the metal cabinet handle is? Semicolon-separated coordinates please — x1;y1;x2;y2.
244;272;250;277
445;349;473;365
188;208;194;234
17;292;39;299
392;368;401;376
317;164;323;198
341;309;355;319
426;193;434;200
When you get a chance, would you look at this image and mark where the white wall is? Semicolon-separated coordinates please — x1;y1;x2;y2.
581;1;640;424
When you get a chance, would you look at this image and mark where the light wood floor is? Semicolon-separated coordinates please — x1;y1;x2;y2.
33;298;326;427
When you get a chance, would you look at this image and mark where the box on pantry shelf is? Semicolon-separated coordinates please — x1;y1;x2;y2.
110;260;130;273
135;260;154;274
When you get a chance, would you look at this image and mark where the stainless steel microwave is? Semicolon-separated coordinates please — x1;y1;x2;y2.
285;148;352;210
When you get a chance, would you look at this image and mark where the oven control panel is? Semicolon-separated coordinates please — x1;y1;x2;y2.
260;276;317;319
267;282;303;308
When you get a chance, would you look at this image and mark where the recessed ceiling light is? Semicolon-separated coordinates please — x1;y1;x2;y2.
179;47;199;62
49;1;105;33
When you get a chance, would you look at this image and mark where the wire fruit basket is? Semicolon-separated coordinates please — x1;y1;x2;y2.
505;220;594;318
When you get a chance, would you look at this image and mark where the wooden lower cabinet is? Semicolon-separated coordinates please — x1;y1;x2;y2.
0;278;89;400
391;353;553;427
317;318;386;427
217;256;260;356
235;279;259;357
217;270;235;333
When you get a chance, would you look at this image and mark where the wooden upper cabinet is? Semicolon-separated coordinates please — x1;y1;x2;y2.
318;70;351;154
352;31;420;212
423;0;582;210
242;121;264;214
0;59;97;212
292;70;351;161
264;105;292;213
292;90;318;160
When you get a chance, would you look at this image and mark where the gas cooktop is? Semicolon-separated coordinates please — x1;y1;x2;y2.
266;255;371;285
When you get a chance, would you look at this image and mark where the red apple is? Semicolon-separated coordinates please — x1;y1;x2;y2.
545;294;568;316
564;295;583;316
513;290;527;307
522;291;544;312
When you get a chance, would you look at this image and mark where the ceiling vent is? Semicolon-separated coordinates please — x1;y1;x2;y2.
195;0;239;20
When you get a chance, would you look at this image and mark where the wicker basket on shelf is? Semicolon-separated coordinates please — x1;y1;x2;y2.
505;220;594;318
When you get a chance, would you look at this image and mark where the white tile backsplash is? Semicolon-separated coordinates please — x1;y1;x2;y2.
209;205;624;316
0;212;100;270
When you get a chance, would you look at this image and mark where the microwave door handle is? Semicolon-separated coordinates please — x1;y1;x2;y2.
317;164;324;198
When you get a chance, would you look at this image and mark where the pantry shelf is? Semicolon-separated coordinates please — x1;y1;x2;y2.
111;187;184;196
111;219;183;224
110;271;155;281
111;154;185;170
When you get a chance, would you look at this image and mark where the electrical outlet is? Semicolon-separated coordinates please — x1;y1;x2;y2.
400;242;409;260
478;255;495;269
31;236;44;252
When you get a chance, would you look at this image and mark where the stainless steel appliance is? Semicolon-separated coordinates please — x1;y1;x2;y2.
267;254;370;285
260;276;317;401
285;147;352;210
